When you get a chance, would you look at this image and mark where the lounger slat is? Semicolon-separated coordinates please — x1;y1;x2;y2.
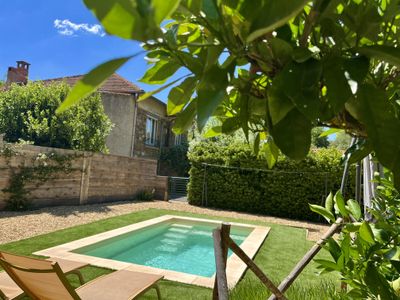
76;270;163;300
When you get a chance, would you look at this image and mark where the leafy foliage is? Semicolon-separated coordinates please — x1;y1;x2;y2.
134;189;155;201
1;148;78;210
330;131;352;151
62;0;400;188
311;176;400;299
159;143;190;176
0;82;112;152
311;127;330;148
188;140;353;222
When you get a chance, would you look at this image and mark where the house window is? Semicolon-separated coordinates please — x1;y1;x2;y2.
145;116;158;146
174;134;183;145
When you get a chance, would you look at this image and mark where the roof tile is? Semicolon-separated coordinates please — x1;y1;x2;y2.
41;73;142;94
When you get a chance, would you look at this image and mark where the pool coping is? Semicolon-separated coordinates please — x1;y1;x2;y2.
34;215;270;288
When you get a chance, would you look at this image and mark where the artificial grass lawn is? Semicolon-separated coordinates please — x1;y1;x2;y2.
0;208;339;299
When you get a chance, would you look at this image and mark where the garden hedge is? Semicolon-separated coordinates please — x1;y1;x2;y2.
188;141;354;222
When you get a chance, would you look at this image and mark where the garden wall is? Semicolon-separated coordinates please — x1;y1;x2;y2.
188;142;354;222
0;144;168;210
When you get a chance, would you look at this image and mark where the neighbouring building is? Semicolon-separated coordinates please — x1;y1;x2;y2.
4;61;187;159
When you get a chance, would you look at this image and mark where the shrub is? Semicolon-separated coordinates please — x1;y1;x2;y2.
312;176;400;299
159;143;190;176
0;82;112;152
188;140;353;222
135;189;155;201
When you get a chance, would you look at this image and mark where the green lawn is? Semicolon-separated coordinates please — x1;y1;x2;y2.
0;208;339;299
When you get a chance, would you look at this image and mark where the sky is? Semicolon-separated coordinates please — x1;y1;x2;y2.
0;0;175;102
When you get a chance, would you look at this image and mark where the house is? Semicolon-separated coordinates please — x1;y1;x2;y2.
5;61;187;159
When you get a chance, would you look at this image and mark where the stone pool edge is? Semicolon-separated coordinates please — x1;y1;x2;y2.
33;215;270;288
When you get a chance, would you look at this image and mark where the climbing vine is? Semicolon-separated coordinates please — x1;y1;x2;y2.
1;144;80;210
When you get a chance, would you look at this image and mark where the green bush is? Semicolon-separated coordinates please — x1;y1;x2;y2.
188;140;353;222
135;189;155;201
159;143;190;176
0;82;112;152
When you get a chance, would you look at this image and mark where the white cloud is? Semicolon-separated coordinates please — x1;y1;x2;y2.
54;19;105;37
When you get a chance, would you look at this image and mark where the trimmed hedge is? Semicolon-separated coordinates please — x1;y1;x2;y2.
188;141;354;222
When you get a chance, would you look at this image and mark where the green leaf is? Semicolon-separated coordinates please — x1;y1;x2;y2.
344;222;362;233
385;247;400;261
272;108;311;160
196;65;228;131
203;126;222;138
271;59;322;122
268;85;294;125
347;199;362;220
140;60;181;84
204;45;224;72
84;0;162;41
57;56;131;113
221;117;241;134
325;192;334;213
309;204;336;222
153;0;181;24
334;191;349;217
176;51;204;75
344;139;372;164
247;0;309;42
341;233;350;262
357;45;400;68
260;140;279;169
139;75;190;102
365;263;396;299
197;89;226;131
314;259;341;271
348;84;400;190
167;77;197;115
343;56;370;82
319;128;342;138
172;99;197;134
269;38;293;65
323;57;353;114
326;237;341;262
359;221;375;244
292;48;313;63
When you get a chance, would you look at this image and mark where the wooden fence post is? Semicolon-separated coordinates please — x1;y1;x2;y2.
227;238;287;300
79;153;91;205
267;218;343;300
213;223;230;300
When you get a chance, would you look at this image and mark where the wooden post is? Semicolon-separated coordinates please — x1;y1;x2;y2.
227;238;287;300
268;218;343;300
213;223;230;300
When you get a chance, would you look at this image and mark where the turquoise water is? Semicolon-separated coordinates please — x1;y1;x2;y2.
74;220;252;277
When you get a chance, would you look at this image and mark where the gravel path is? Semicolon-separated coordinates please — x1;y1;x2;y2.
0;201;328;244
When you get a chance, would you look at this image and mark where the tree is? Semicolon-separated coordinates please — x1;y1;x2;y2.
0;82;112;152
330;131;352;150
311;127;329;148
53;1;400;297
59;0;400;188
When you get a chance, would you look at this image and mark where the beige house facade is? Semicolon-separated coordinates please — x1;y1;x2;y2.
5;61;186;159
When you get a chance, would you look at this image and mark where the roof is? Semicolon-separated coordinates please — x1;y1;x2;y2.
41;73;142;95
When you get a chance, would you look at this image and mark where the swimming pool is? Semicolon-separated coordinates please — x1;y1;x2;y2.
73;220;251;277
35;215;270;287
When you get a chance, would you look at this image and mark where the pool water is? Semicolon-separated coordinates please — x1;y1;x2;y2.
74;221;252;277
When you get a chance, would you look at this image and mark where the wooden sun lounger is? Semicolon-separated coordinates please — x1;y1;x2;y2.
0;251;163;300
0;256;88;300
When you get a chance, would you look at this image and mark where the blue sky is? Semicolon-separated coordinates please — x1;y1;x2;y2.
0;0;174;102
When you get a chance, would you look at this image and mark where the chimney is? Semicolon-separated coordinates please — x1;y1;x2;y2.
6;61;30;85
